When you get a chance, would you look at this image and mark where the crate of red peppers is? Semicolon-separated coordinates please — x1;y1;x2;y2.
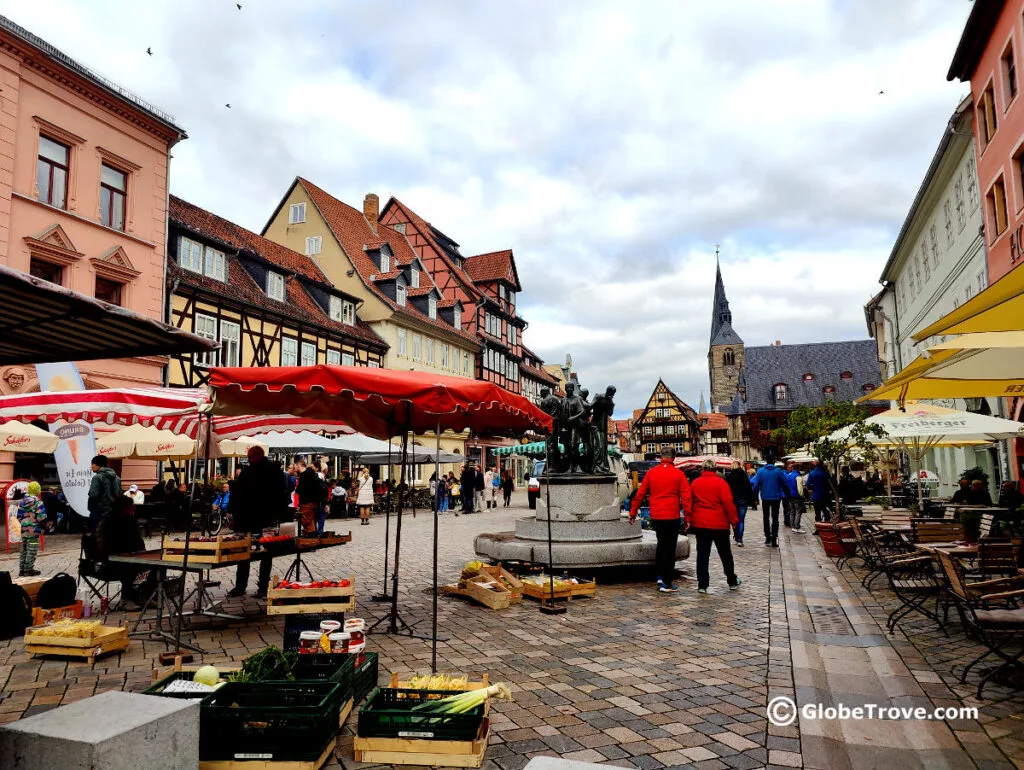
266;574;354;616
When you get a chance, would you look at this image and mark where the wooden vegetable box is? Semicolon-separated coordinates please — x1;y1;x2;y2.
266;575;355;616
32;600;83;626
462;574;513;610
521;576;597;602
297;532;352;550
479;564;523;603
25;623;129;665
162;534;251;564
199;737;336;770
353;721;489;768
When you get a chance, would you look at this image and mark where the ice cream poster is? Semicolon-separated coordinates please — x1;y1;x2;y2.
34;363;96;518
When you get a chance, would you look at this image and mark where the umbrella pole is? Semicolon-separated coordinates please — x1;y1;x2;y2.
371;426;393;603
915;438;924;513
540;438;565;616
432;418;441;672
387;425;412;634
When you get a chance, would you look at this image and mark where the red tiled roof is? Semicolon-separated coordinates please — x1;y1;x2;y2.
614;419;631;433
297;179;479;346
698;413;729;431
632;409;644;421
464;249;519;289
406;286;436;298
520;361;559;386
168;197;384;348
385;198;481;299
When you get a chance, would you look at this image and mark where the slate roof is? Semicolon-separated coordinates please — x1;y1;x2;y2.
727;340;884;413
294;179;479;347
710;262;741;347
168;197;385;348
711;321;743;347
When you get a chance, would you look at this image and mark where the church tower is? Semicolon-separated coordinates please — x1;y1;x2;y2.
708;255;744;411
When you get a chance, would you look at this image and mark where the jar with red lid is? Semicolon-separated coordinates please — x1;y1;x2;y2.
298;630;321;654
344;618;365;653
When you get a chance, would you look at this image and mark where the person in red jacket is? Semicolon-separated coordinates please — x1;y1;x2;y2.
689;459;741;593
629;447;692;592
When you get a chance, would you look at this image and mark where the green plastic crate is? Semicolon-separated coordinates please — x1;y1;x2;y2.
353;652;379;703
291;653;355;703
357;687;485;741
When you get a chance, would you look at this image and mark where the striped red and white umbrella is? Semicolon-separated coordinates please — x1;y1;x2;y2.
674;455;744;470
0;388;353;441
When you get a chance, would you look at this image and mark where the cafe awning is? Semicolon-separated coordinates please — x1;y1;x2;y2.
0;264;217;365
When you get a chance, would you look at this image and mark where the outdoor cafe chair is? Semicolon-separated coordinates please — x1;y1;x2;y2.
880;550;946;636
935;550;1024;698
911;518;964;544
852;519;914;590
975;538;1018;578
76;535;122;616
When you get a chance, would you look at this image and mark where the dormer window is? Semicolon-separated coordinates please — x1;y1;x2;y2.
267;271;285;301
803;373;814;382
774;383;789;403
840;371;853;380
289;203;306;224
862;383;876;393
329;296;343;322
380;251;391;273
823;385;836;395
428;295;437;319
410;264;420;288
342;300;354;325
178;237;225;282
396;282;406;306
454;303;462;330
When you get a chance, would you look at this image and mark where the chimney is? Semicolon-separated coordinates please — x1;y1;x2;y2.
775;340;781;346
363;193;379;234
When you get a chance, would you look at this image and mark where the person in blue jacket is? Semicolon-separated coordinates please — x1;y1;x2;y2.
805;459;832;523
752;461;791;547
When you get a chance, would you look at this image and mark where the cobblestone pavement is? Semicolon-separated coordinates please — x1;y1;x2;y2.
1;494;1021;769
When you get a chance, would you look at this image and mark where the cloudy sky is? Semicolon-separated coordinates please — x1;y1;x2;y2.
4;0;973;416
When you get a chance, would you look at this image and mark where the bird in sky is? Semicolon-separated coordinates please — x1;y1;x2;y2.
877;90;885;95
225;103;232;109
236;3;242;8
146;47;152;56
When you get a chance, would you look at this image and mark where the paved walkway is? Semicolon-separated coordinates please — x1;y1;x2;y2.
0;495;1021;769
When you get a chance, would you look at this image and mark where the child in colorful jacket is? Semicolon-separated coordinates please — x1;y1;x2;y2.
17;481;46;577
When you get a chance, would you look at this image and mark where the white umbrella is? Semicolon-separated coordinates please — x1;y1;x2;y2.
246;430;351;454
360;444;465;465
0;421;58;454
96;424;197;461
215;434;268;458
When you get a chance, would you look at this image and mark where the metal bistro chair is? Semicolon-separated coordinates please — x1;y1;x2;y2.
76;534;122;616
879;547;946;635
851;519;913;590
910;518;964;544
935;550;1024;698
975;538;1018;579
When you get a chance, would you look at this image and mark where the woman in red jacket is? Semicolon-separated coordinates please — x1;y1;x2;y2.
689;459;741;594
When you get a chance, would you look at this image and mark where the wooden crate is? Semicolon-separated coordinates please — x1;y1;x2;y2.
354;721;488;768
266;575;355;616
297;532;352;550
570;579;598;599
462;575;512;610
163;534;251;564
32;600;83;625
13;576;46;602
479;564;523;603
199;737;336;770
25;623;129;665
388;674;490;715
520;577;573;601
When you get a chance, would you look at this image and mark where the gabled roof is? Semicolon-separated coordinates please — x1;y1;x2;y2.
737;340;884;412
383;198;481;300
285;179;479;346
711;321;743;347
520;360;559;387
947;0;1005;82
634;378;699;425
464;249;521;290
698;413;729;432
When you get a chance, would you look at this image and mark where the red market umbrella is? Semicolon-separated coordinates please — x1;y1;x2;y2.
207;364;553;669
675;455;743;471
206;365;552;439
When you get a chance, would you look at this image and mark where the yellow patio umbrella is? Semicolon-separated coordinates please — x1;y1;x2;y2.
96;424;198;461
215;434;268;458
913;264;1024;340
0;421;59;454
857;331;1024;404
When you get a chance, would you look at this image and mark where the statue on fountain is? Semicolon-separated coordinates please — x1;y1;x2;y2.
538;381;616;476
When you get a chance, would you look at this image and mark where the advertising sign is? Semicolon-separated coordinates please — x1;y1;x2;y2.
34;363;96;518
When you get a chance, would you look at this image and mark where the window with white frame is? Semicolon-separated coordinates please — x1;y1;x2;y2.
281;336;298;366
329;296;343;322
194;313;217;366
305;235;322;256
369;360;380;368
301;341;316;366
396;283;406;306
179;237;226;282
380;251;390;272
342;352;355;366
428;296;437;319
326;349;341;365
426;338;434;363
220;320;240;367
463;351;469;374
397;328;407;356
507;322;514;345
441;344;449;368
267;271;285;301
289;202;306;224
412;334;421;360
342;300;355;325
454;304;462;330
410;265;420;288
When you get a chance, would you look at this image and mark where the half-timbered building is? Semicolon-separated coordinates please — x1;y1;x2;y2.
631;379;701;461
520;344;559;405
166;196;387;389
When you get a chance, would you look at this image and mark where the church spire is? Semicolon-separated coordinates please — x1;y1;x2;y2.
699;391;707;414
710;248;734;346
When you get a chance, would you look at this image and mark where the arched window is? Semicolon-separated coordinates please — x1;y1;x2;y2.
774;383;789;403
840;371;853;380
723;348;735;366
862;383;875;393
803;372;814;382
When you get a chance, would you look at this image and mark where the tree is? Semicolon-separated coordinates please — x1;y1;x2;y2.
771;402;888;520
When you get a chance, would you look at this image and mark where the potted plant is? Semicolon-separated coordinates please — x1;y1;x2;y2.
956;509;982;544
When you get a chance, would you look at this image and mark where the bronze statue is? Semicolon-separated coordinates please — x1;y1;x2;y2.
538;380;616;476
539;386;564;472
590;386;616;474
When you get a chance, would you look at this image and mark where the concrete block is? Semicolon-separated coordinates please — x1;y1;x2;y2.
0;690;199;770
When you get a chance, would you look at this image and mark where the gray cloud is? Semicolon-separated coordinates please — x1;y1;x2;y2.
5;0;972;416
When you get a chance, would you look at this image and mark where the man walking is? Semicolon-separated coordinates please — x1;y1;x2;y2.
296;458;326;536
87;454;120;533
474;462;485;512
725;461;753;547
753;461;790;547
629;447;692;592
806;459;831;524
689;459;741;593
783;461;806;534
229;446;288;598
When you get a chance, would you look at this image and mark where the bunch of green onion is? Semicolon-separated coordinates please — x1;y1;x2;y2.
409;683;512;714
